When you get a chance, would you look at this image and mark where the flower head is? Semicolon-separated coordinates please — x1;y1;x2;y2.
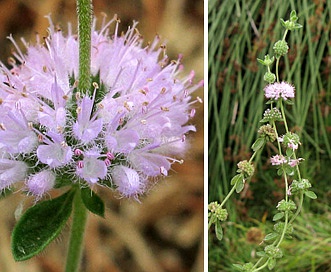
0;15;202;199
264;82;295;100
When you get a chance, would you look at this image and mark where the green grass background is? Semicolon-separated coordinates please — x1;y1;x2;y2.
209;0;331;271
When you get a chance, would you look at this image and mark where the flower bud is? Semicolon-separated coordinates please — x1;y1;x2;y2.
258;124;277;142
208;201;228;221
264;245;283;259
264;71;276;83
237;160;254;178
273;40;289;57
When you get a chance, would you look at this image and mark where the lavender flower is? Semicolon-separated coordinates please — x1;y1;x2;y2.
264;81;295;100
270;154;287;165
0;15;202;199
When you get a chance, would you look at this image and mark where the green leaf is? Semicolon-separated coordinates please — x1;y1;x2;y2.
268;258;276;270
264;232;279;241
81;187;105;217
11;190;74;261
54;175;73;189
215;220;223;241
235;179;245;193
256;251;266;257
273;212;284;221
231;174;243;186
257;58;265;65
305;190;317;199
251;138;265;152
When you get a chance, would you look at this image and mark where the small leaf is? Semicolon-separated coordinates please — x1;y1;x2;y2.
305;190;317;199
11;190;74;261
257;58;265;65
215;220;223;241
231;174;243;186
81;187;105;217
235;179;245;193
256;251;266;257
268;258;276;270
264;232;279;241
273;212;284;221
251;138;265;152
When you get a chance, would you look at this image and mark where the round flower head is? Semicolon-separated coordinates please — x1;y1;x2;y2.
0;15;202;199
264;82;295;101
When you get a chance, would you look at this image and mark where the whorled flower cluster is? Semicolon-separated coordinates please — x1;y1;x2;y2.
0;15;203;199
264;81;295;101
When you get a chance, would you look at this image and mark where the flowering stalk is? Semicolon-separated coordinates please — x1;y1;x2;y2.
77;0;92;94
209;10;317;271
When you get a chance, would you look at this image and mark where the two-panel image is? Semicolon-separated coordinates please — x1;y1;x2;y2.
0;0;329;271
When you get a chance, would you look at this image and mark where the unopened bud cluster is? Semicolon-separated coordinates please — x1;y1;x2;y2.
237;160;254;178
258;124;277;142
208;202;228;221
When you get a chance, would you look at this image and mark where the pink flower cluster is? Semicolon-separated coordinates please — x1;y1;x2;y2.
264;82;295;100
0;15;202;199
270;155;303;167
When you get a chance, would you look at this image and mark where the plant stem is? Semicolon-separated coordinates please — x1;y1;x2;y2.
77;0;92;94
65;188;88;272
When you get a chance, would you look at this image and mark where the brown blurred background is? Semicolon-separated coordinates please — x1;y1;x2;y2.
0;0;204;271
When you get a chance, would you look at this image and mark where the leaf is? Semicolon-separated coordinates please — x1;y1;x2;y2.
235;180;245;193
264;232;279;241
256;251;266;257
251;138;265;152
268;258;276;270
81;187;105;217
257;58;265;65
215;220;223;241
231;174;243;186
11;190;74;261
273;212;284;221
305;190;317;199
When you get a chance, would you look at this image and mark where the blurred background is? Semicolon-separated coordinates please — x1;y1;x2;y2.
0;0;204;271
209;0;331;271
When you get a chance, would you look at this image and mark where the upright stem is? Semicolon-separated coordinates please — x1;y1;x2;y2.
65;188;88;272
77;0;92;94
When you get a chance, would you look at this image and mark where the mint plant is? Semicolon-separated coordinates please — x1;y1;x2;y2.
208;10;317;271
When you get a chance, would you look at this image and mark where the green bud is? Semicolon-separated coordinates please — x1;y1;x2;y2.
208;202;228;221
276;199;297;212
258;124;277;142
264;245;283;259
257;54;275;66
289;179;312;195
274;222;294;235
273;40;289;57
237;160;254;178
264;71;276;83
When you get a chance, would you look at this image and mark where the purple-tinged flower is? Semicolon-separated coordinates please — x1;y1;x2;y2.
26;170;55;198
264;82;295;100
288;158;303;167
0;159;28;190
270;155;287;165
111;165;145;198
0;15;202;199
76;149;107;184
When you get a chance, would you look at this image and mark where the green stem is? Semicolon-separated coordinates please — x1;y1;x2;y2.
65;188;88;272
77;0;93;94
220;183;237;207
